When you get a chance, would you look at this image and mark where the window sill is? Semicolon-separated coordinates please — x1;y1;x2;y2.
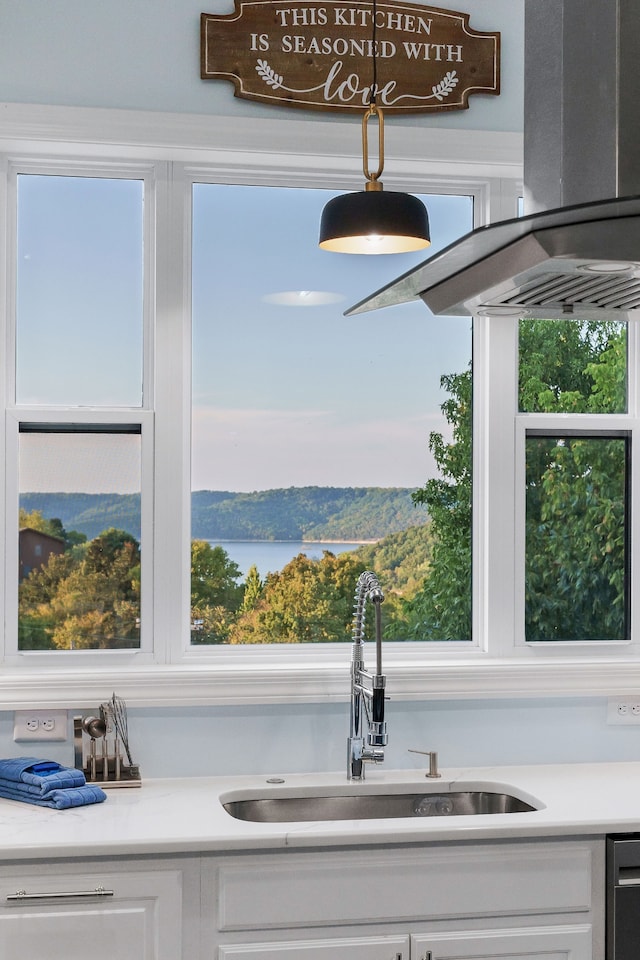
1;649;640;708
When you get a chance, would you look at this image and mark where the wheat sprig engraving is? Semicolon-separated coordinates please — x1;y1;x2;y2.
431;70;459;101
250;62;461;106
256;60;283;89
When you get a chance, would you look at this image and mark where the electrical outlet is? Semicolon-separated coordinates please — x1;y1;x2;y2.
13;710;67;742
607;698;640;724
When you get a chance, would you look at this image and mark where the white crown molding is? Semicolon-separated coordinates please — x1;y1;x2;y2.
0;102;523;183
0;656;636;708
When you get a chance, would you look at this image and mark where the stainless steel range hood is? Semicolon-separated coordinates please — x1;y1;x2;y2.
347;0;640;320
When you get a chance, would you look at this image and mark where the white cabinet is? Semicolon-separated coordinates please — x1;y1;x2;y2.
412;926;593;959
204;840;603;960
218;927;592;960
220;934;409;960
0;837;605;960
0;857;195;960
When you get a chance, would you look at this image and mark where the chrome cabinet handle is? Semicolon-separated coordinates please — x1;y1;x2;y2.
421;953;433;960
7;885;114;901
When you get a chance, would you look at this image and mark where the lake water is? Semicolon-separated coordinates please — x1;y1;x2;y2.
208;540;367;578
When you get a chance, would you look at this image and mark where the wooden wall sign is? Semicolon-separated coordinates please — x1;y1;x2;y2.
201;1;500;114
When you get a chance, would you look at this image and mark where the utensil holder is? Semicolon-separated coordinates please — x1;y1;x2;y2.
73;715;141;788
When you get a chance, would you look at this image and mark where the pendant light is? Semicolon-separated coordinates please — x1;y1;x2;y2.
319;1;431;255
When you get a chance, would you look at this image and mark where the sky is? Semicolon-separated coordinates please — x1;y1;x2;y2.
16;175;144;408
191;184;472;491
16;175;472;494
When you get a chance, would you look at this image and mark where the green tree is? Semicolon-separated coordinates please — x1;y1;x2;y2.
229;551;367;644
241;564;263;612
85;528;139;576
190;540;244;643
19;527;141;650
405;368;472;640
19;508;61;538
19;508;86;549
403;318;627;643
519;318;626;414
191;541;243;609
18;551;77;650
353;523;432;597
525;435;626;640
50;532;141;649
520;320;627;640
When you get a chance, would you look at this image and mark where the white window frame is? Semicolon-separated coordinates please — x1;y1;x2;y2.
3;102;639;709
6;411;155;665
3;158;157;673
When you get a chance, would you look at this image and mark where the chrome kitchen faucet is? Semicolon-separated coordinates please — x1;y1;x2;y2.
347;571;387;780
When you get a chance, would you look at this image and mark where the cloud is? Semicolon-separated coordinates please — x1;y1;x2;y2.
261;290;345;307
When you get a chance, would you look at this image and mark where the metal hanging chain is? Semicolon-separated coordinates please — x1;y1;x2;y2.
370;0;378;105
362;0;385;187
362;105;385;184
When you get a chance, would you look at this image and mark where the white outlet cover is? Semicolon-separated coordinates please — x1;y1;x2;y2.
607;697;640;725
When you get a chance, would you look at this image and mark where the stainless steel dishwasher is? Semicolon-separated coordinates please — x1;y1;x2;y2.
607;835;640;959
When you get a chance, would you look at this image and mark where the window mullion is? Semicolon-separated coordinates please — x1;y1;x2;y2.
626;322;640;652
153;162;192;663
478;314;519;656
0;157;9;661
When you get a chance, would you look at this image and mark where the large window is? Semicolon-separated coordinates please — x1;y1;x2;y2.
518;319;630;643
190;184;474;645
1;114;639;704
8;170;149;661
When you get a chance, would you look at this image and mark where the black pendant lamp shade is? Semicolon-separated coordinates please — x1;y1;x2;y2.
319;183;431;254
318;0;431;256
319;101;431;255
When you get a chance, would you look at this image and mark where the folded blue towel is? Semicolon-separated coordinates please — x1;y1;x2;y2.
0;758;106;808
0;780;107;809
0;757;86;791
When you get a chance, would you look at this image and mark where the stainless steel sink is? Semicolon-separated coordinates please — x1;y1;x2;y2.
222;790;538;823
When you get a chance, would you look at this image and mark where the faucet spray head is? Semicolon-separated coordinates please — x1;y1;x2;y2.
352;571;385;644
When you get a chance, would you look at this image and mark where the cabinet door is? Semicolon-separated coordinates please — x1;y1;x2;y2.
412;924;592;960
0;868;182;960
218;934;410;960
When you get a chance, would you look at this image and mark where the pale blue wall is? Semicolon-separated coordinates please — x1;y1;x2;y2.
0;0;523;131
127;698;640;776
0;698;637;778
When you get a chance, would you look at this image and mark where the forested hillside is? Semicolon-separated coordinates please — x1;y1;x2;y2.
21;487;427;542
192;486;426;539
20;492;142;541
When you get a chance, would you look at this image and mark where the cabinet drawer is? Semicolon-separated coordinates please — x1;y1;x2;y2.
0;866;182;960
215;843;593;931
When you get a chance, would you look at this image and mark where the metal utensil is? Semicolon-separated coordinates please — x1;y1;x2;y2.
111;693;133;765
99;702;114;779
81;715;107;781
81;715;106;739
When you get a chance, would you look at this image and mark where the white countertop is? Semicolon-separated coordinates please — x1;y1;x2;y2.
2;762;640;861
